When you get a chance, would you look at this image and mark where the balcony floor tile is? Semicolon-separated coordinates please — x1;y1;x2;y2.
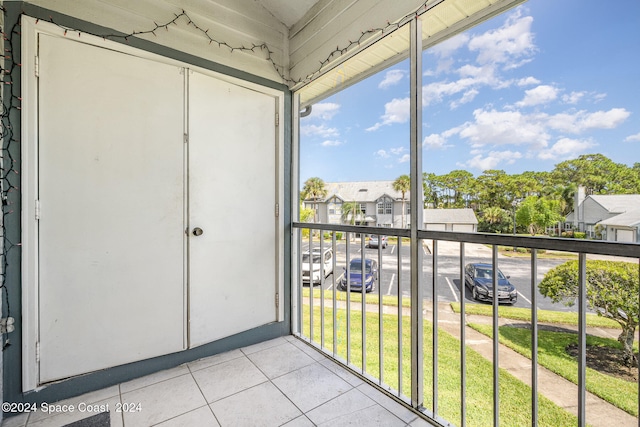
2;337;435;427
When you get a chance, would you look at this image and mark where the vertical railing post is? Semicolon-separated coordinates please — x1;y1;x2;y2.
320;230;325;348
432;240;439;416
361;233;367;374
346;233;351;365
397;236;403;396
531;249;539;426
378;236;384;384
332;232;337;357
578;253;587;427
460;242;466;426
309;228;314;340
492;245;499;426
409;14;424;410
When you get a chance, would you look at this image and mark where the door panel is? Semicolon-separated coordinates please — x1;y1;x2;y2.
38;35;186;382
188;72;277;347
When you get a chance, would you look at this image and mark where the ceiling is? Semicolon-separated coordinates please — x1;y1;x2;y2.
257;0;320;28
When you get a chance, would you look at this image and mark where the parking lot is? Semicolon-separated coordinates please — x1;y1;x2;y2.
302;238;575;312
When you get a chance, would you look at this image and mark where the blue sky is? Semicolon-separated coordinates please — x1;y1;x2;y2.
300;0;640;184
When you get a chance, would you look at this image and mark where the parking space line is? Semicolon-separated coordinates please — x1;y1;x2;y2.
445;277;459;303
390;245;395;254
517;291;532;306
387;273;395;296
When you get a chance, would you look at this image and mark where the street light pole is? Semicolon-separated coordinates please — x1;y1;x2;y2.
512;199;518;251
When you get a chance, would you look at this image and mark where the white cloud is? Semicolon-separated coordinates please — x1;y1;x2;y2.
379;69;405;89
423;133;450;149
537;137;595;160
517;76;540;86
429;33;470;58
366;97;410;131
390;147;406;155
375;149;390;158
306;102;340;120
300;124;339;138
398;154;410;163
457;108;550;147
546;108;630;133
625;132;640;142
515;85;558;107
468;9;536;68
321;140;343;147
562;91;586;104
450;89;479;109
460;150;523;171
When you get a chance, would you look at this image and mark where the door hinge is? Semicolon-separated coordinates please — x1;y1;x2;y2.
183;133;189;144
275;203;279;217
275;292;279;309
35;199;41;220
35;55;39;77
275;112;279;127
36;341;41;363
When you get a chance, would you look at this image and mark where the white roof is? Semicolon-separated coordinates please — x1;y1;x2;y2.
598;211;640;228
423;208;478;224
589;195;640;214
322;181;409;203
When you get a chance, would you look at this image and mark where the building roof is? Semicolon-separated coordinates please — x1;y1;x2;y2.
597;211;640;228
321;181;409;203
423;208;478;224
588;195;640;214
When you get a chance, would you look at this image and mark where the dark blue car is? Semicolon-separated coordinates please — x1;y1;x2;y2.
464;263;517;304
338;258;378;293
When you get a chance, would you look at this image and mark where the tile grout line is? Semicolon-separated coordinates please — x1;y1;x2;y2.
186;363;222;426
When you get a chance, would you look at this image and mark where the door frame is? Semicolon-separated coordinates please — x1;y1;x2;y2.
21;16;285;391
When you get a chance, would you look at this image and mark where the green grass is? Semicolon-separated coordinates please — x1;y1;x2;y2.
302;287;412;308
450;302;622;329
302;304;578;427
469;323;638;417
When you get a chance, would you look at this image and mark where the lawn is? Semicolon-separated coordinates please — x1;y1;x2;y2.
302;303;578;427
450;302;622;329
469;323;638;417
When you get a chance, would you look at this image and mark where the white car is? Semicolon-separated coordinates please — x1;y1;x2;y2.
302;248;333;285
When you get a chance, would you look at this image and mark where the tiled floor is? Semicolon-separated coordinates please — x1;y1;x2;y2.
2;336;435;427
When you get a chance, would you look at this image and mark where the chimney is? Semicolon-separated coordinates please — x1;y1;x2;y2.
574;186;586;229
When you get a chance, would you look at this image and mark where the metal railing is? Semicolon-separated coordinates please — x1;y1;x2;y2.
292;221;640;427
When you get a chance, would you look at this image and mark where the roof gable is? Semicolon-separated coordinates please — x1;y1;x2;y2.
423;208;478;224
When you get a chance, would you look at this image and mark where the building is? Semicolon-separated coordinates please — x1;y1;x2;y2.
305;181;410;227
566;189;640;242
423;208;478;232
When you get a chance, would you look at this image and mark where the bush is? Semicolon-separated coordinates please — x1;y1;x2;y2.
574;232;586;239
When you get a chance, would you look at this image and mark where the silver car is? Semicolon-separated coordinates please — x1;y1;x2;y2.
368;235;388;249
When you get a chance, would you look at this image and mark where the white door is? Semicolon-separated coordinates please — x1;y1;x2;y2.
37;35;186;382
188;72;278;347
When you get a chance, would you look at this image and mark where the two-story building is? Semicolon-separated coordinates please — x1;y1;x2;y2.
304;181;411;228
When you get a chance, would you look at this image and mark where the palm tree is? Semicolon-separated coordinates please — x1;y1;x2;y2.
393;174;410;228
341;202;363;225
302;177;327;222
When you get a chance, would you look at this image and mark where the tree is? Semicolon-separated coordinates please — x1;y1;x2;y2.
539;260;639;367
423;172;442;208
300;205;314;222
393;174;410;227
301;177;327;222
341;202;363;225
515;196;564;235
478;206;511;233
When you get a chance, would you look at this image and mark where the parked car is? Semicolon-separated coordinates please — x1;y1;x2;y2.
464;263;517;304
302;248;333;285
338;258;378;293
368;235;388;249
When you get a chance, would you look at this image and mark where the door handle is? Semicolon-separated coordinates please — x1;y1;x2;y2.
192;227;204;236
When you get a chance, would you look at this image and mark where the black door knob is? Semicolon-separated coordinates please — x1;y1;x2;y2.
192;227;204;236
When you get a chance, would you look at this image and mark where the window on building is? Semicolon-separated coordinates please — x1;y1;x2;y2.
377;197;393;214
359;203;367;214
